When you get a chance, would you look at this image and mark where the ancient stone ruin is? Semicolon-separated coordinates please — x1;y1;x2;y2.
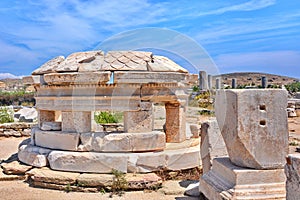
20;50;200;173
200;89;289;199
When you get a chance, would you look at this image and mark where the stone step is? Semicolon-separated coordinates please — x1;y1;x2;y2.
26;167;162;192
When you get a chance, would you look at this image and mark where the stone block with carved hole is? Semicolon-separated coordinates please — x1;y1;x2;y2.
215;89;288;169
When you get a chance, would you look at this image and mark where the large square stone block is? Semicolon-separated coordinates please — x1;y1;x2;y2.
215;89;288;169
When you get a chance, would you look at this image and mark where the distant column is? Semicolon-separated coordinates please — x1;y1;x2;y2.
216;78;221;90
262;76;268;88
207;75;212;90
232;78;237;89
199;71;208;91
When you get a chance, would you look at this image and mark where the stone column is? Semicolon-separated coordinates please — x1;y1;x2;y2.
262;76;268;88
165;103;186;143
199;71;208;91
62;111;91;133
231;78;237;89
124;102;153;133
207;75;212;90
215;78;221;89
38;110;55;128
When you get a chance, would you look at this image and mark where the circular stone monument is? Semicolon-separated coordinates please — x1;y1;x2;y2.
19;50;200;173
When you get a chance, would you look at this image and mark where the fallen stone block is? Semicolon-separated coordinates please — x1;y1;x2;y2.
27;167;80;185
41;122;62;131
18;143;51;167
1;161;32;175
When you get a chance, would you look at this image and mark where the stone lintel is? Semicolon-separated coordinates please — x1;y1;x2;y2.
22;75;45;86
44;72;111;85
114;72;187;84
35;97;141;112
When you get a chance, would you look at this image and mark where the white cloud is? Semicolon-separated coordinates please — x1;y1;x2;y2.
188;0;276;17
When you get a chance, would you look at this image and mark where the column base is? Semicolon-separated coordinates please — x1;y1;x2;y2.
199;157;286;200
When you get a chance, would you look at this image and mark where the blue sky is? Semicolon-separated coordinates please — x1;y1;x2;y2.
0;0;300;78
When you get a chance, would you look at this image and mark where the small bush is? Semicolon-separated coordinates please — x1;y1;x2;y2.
285;82;300;93
0;90;35;106
195;91;213;109
110;169;127;197
0;107;14;124
94;111;123;124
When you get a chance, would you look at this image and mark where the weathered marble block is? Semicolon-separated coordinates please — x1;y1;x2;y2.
38;110;55;129
199;157;287;200
200;118;228;174
35;129;80;151
62;111;91;133
285;154;300;200
124;102;154;133
215;89;288;169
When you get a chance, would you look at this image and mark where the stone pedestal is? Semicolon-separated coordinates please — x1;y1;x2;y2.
199;157;286;200
62;111;91;133
124;102;153;133
165;103;186;143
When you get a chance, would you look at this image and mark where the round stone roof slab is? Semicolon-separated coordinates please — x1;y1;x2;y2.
101;51;152;71
31;50;189;75
32;56;65;75
56;51;104;73
148;56;188;73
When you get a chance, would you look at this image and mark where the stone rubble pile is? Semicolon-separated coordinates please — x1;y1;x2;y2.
0;123;35;137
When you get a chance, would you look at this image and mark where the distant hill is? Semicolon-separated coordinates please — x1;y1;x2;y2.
214;72;299;87
0;78;24;91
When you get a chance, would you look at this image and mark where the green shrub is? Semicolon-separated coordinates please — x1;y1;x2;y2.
94;111;123;124
285;82;300;93
192;85;199;92
0;107;14;124
195;91;213;109
0;90;35;106
110;169;127;197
